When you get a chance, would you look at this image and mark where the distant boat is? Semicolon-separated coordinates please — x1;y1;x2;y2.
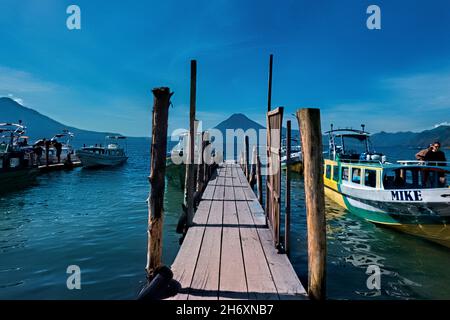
281;138;303;173
76;136;128;168
0;122;38;193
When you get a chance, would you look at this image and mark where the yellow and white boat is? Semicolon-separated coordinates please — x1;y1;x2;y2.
281;142;303;173
323;126;450;248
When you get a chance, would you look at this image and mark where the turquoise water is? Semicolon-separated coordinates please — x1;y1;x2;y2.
0;141;449;299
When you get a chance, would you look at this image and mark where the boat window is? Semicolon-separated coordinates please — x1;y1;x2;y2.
333;165;339;181
383;170;396;189
0;159;3;169
325;165;332;179
404;169;414;186
342;167;349;181
364;169;377;188
351;168;361;184
10;158;20;168
340;136;368;160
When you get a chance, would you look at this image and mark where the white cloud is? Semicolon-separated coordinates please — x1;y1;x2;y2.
0;66;58;94
433;122;450;128
7;93;24;105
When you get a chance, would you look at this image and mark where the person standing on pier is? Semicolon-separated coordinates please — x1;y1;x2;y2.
44;139;51;166
33;145;43;165
54;141;62;163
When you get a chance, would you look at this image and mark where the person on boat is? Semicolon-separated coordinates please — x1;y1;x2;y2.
415;141;447;164
415;141;447;186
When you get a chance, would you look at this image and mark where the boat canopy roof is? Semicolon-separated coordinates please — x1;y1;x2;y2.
339;160;450;172
334;133;370;141
0;123;26;135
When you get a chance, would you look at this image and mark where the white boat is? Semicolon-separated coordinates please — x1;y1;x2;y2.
323;125;450;248
281;139;303;173
0;122;39;193
76;136;128;168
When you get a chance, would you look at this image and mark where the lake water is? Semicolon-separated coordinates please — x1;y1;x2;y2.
0;141;449;299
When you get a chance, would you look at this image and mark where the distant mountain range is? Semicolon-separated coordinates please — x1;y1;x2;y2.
0;97;120;146
1;97;449;149
213;113;450;148
371;126;450;147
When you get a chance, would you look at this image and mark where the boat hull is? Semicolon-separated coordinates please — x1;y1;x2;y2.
77;151;128;168
282;161;303;173
324;180;450;248
0;168;39;194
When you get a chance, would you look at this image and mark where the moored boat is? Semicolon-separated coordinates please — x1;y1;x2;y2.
0;123;38;193
76;136;128;168
281;139;303;173
323;125;450;248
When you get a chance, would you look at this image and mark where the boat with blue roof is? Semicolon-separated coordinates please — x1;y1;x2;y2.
323;125;450;248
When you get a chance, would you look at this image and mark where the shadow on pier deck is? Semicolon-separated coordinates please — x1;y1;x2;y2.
167;163;307;300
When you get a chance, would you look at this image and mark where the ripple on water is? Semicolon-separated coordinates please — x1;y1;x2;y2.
0;144;449;299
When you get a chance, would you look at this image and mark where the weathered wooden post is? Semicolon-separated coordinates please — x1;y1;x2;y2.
194;131;206;205
185;60;197;227
249;146;257;188
256;151;263;205
265;54;273;223
203;132;211;182
146;87;173;278
244;135;250;179
285;120;292;257
267;54;273;112
296;108;326;300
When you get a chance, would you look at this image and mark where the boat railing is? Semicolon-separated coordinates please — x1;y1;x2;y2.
335;158;385;165
397;160;450;168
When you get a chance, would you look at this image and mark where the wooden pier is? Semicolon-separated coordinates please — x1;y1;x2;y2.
168;162;307;300
141;58;326;301
38;161;82;172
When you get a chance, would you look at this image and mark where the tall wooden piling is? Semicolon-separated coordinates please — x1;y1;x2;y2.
267;54;273;113
185;60;197;227
285;120;292;257
146;87;173;278
197;131;206;193
249;146;257;188
256;151;263;205
244;135;250;179
296;108;326;300
265;54;274;223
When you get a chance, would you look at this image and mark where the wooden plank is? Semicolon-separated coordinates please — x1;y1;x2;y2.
169;197;214;300
219;200;248;300
235;200;279;300
242;175;308;300
245;195;307;299
188;200;224;300
256;229;307;300
168;164;306;300
201;183;216;200
214;166;226;200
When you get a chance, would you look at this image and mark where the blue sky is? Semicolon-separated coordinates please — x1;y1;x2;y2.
0;0;449;136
